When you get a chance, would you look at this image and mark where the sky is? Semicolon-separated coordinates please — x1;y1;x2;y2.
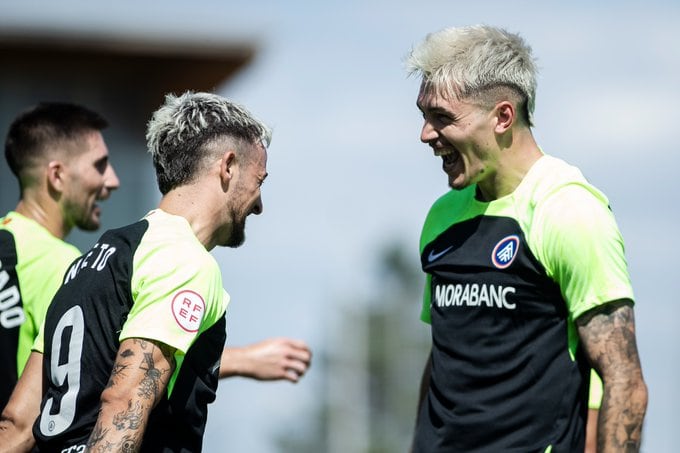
1;1;679;451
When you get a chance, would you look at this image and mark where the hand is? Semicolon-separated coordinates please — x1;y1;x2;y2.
219;338;312;383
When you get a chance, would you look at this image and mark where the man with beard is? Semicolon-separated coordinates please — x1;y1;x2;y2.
0;102;120;412
0;91;269;453
407;26;647;452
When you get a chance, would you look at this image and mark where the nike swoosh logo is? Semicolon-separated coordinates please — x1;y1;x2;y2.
428;246;453;262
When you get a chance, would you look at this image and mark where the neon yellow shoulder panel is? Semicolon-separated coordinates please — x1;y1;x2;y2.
0;211;80;375
419;155;634;323
121;210;229;394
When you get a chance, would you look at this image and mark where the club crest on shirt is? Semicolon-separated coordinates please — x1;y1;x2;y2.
491;235;520;269
171;289;205;332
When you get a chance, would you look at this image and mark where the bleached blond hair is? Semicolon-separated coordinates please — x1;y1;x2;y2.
146;91;272;194
406;25;538;126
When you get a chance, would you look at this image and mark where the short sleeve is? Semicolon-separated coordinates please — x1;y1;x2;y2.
420;274;432;324
32;321;45;354
532;183;634;320
121;241;227;354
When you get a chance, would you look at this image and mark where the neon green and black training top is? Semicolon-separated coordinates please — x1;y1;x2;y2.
413;155;634;453
0;211;80;409
33;209;229;452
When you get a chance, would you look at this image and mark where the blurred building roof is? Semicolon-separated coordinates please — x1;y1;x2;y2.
0;27;256;117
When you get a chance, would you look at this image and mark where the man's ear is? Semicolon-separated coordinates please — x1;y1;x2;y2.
46;160;66;194
220;150;237;188
494;101;515;133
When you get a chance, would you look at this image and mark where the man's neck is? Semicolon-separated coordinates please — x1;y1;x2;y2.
476;130;543;201
14;194;69;239
158;184;221;251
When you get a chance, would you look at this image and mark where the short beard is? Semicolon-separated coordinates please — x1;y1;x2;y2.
76;217;99;232
65;200;99;232
224;207;246;248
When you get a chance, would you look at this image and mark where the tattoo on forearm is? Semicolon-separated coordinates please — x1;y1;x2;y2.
582;303;640;368
138;352;163;401
133;339;149;350
119;433;140;453
577;300;647;452
88;340;176;452
106;361;130;389
87;421;109;448
88;441;115;453
112;400;143;430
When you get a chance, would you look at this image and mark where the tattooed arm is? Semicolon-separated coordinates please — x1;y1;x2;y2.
576;299;648;453
85;338;176;453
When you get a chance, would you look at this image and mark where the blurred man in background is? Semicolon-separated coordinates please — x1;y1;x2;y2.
0;102;120;413
407;25;647;452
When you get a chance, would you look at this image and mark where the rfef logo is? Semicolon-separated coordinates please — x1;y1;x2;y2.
171;290;205;332
491;235;520;269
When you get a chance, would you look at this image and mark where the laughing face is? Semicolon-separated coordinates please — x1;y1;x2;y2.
61;131;120;231
220;142;268;248
416;83;498;193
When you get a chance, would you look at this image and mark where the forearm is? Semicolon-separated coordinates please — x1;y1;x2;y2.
219;347;250;378
87;393;149;452
597;375;648;452
0;351;43;452
577;300;648;453
219;338;312;382
0;418;35;453
86;338;175;452
0;405;37;453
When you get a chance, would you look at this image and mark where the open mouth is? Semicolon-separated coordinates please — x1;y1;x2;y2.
435;148;459;171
